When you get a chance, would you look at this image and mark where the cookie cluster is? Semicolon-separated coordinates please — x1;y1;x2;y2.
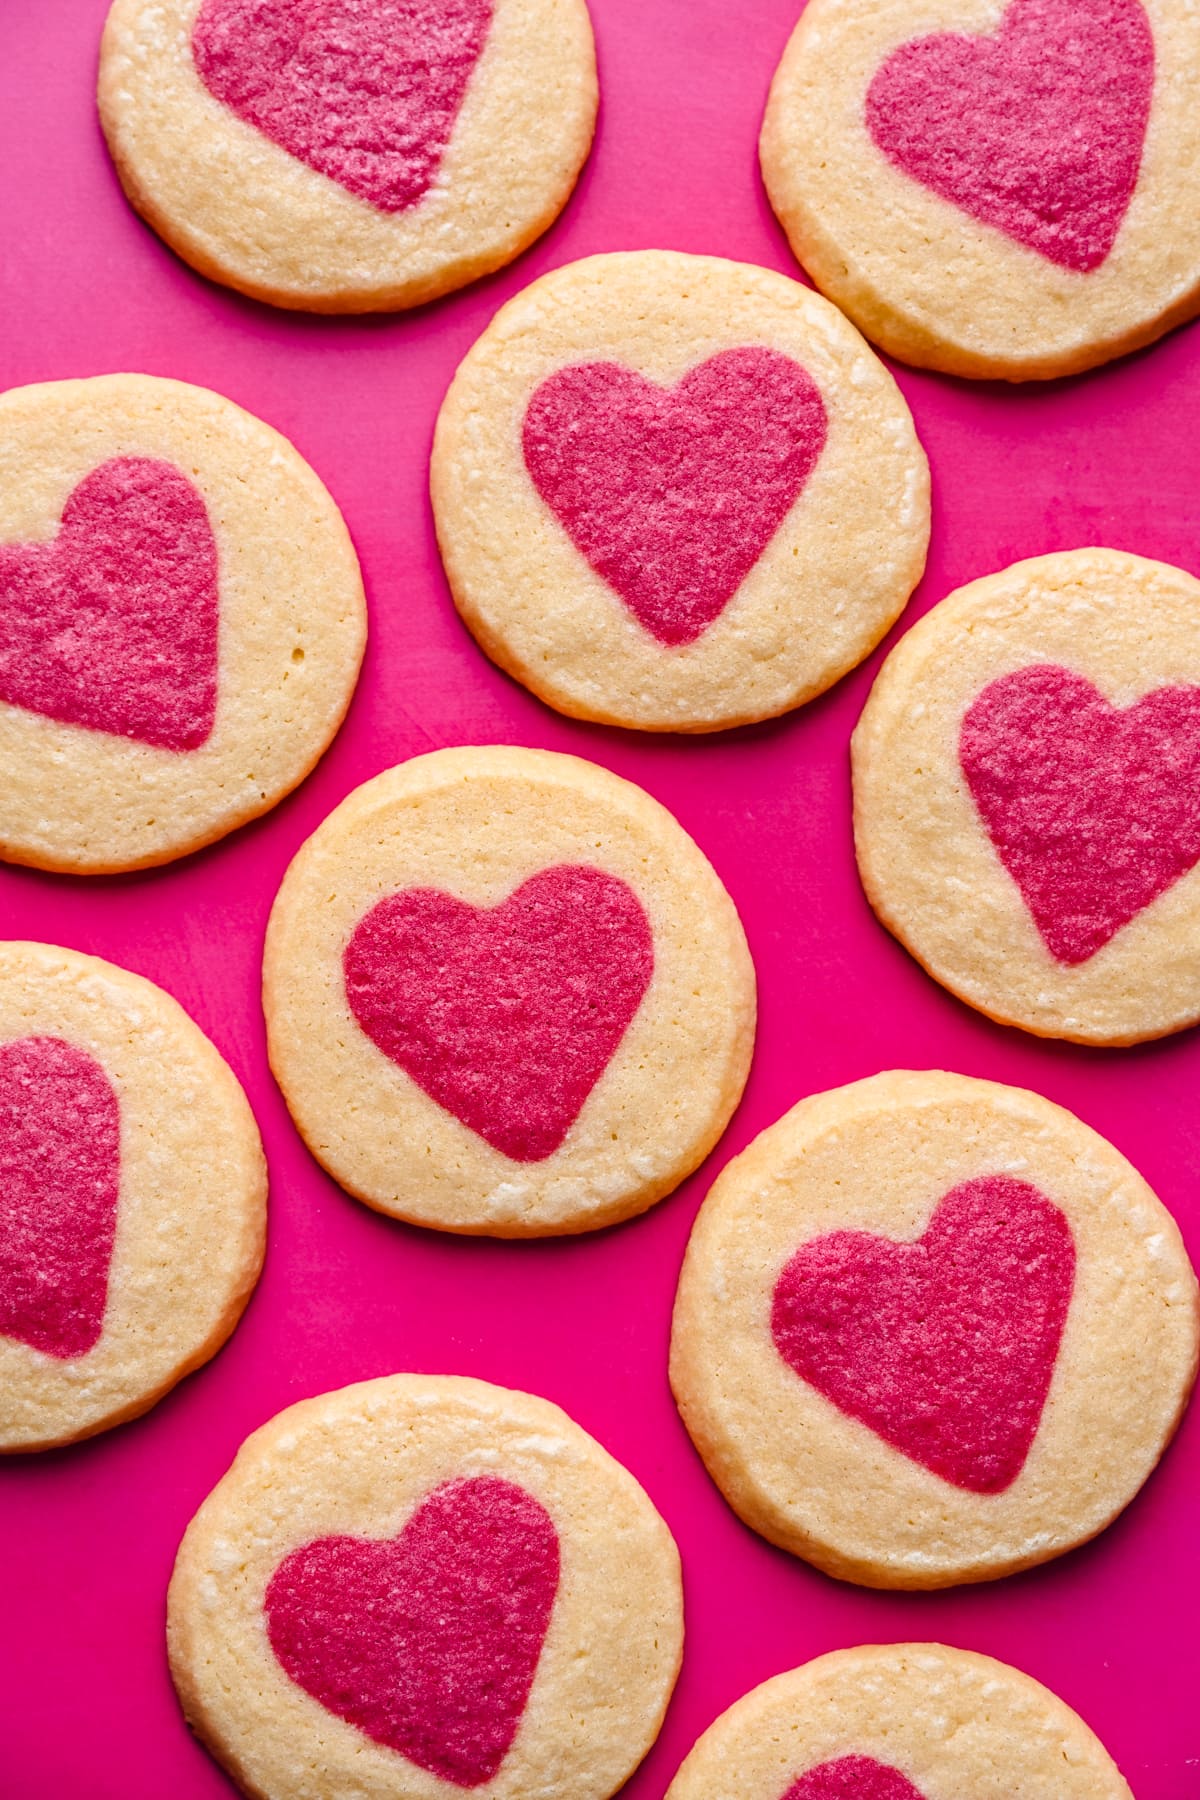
3;2;1199;1798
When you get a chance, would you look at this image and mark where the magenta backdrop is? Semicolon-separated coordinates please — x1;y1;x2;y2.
1;3;1198;1796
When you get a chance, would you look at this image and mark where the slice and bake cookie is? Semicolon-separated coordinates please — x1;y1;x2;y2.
0;373;365;873
671;1070;1198;1588
664;1645;1132;1800
432;252;929;731
761;0;1200;378
99;0;597;311
853;548;1200;1044
0;941;266;1452
264;746;755;1234
169;1374;683;1800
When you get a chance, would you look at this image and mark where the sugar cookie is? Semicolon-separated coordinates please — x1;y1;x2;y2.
168;1373;683;1800
853;548;1200;1043
670;1070;1198;1588
0;373;365;873
432;251;929;731
264;745;755;1234
664;1644;1132;1800
99;0;597;312
0;941;266;1452
761;0;1200;379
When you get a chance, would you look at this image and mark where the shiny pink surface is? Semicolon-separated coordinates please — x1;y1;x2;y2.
0;3;1197;1796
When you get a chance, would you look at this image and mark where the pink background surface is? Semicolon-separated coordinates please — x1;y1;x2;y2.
1;2;1198;1794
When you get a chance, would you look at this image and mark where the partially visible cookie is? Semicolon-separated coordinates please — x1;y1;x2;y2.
760;0;1200;379
0;373;365;873
853;548;1200;1044
432;251;929;731
670;1070;1198;1589
264;745;755;1234
99;0;598;312
169;1373;683;1800
0;941;266;1452
664;1644;1132;1800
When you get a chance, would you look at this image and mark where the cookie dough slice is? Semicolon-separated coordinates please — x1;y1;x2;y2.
264;745;756;1234
169;1374;683;1800
0;940;266;1452
671;1070;1198;1588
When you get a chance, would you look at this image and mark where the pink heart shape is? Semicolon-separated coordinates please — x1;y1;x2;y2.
771;1176;1075;1493
0;457;218;751
960;665;1200;965
0;1037;121;1360
522;348;828;646
343;864;654;1161
785;1758;928;1800
865;0;1154;272
265;1476;559;1787
193;0;494;214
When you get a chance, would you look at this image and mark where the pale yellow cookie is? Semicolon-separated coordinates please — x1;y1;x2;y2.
168;1373;683;1800
664;1645;1132;1800
853;548;1200;1044
0;941;266;1452
0;373;365;873
99;0;597;313
761;0;1200;380
432;251;929;731
670;1070;1198;1589
264;745;756;1235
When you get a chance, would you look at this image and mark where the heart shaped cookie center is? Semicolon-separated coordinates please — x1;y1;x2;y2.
960;664;1200;964
522;347;828;646
866;0;1153;271
0;456;218;751
0;1036;121;1359
785;1756;929;1800
265;1475;559;1786
193;0;494;213
771;1175;1075;1492
343;864;654;1161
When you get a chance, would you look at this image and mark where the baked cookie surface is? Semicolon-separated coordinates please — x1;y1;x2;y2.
663;1644;1132;1800
168;1373;683;1800
264;745;755;1234
0;940;266;1452
99;0;597;311
432;251;929;731
670;1070;1198;1588
760;0;1200;379
853;548;1200;1044
0;373;365;873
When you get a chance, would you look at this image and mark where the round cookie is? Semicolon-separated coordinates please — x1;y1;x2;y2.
169;1373;683;1800
99;0;597;313
663;1645;1132;1800
852;548;1200;1044
0;373;365;873
0;941;266;1452
760;0;1200;380
264;745;756;1234
432;252;930;732
670;1070;1198;1589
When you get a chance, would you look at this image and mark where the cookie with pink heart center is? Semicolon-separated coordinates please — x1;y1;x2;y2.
761;0;1200;378
168;1375;684;1800
432;251;929;731
671;1071;1198;1589
99;0;597;311
662;1646;1134;1800
853;548;1200;1043
0;941;266;1452
0;373;365;874
264;746;755;1236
